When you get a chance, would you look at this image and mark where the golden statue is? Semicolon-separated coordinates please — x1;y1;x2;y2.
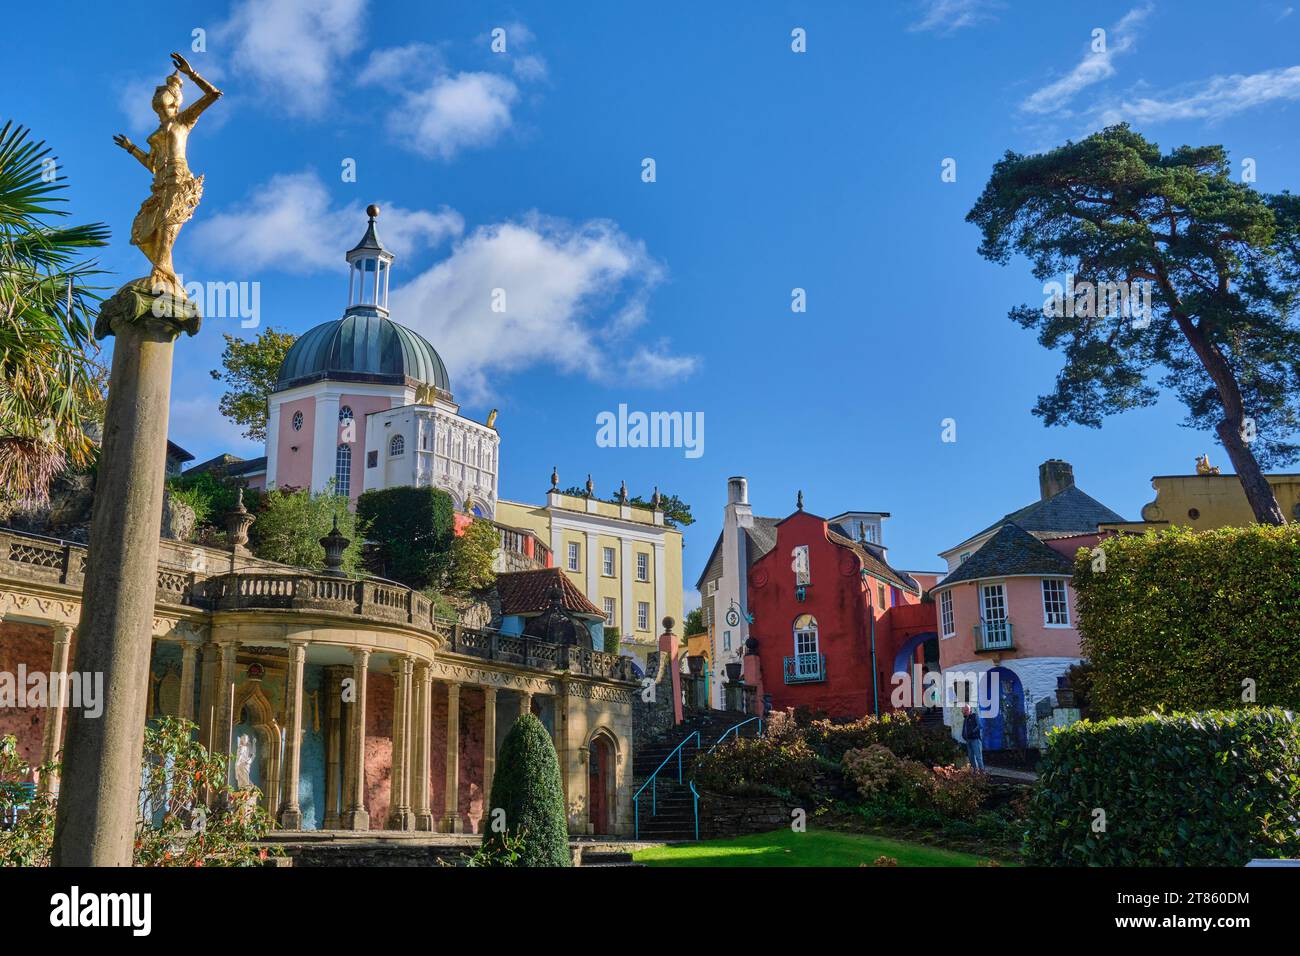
1195;454;1220;476
112;53;222;297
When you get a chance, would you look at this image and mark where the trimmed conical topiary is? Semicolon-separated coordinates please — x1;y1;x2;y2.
482;713;570;866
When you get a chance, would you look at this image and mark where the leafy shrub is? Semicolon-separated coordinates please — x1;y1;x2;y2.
166;471;263;531
692;736;820;799
249;485;361;572
356;486;455;588
1075;525;1300;717
0;717;271;866
483;714;570;867
803;711;962;766
603;626;621;655
929;765;988;820
842;745;900;799
1024;707;1300;866
448;517;498;593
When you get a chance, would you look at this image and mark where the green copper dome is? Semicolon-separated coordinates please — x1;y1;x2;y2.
275;313;450;394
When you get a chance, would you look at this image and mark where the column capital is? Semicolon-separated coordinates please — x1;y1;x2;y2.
51;622;75;644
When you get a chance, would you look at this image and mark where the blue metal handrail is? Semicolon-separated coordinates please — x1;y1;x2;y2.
633;730;699;839
706;715;763;754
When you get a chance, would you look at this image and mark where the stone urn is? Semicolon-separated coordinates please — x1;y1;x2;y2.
725;661;743;682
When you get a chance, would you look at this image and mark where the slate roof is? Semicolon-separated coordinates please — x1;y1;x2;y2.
694;516;781;591
953;485;1125;551
496;567;603;618
183;453;266;477
275;313;450;394
936;523;1074;589
826;530;918;593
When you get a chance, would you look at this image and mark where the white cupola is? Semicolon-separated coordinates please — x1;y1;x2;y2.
345;204;394;315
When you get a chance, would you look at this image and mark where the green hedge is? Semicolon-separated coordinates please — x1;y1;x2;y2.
483;714;570;867
1075;525;1300;717
1024;708;1300;866
356;486;455;588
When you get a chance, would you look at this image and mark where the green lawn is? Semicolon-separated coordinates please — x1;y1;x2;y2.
633;828;998;867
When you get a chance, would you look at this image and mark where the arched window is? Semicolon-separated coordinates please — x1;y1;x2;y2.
790;614;821;680
390;435;405;457
335;443;352;497
291;411;303;431
339;405;354;423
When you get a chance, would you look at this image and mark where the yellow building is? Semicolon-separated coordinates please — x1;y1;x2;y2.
496;485;683;662
1102;464;1300;533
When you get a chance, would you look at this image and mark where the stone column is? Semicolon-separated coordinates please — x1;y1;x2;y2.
343;647;370;831
442;682;461;833
38;624;74;796
322;666;345;829
197;641;219;754
387;655;413;830
482;686;498;807
178;640;199;722
413;662;434;830
213;642;239;759
277;640;307;829
52;306;191;867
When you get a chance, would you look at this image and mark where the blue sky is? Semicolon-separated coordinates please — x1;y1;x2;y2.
6;0;1300;601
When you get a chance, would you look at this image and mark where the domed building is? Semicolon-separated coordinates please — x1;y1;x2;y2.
264;207;500;517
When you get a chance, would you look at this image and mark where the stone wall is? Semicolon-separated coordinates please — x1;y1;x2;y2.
698;791;801;840
0;620;64;767
632;649;676;746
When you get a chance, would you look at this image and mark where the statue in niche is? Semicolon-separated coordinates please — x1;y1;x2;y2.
234;733;255;790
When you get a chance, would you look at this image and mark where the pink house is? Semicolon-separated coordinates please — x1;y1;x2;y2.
931;460;1123;752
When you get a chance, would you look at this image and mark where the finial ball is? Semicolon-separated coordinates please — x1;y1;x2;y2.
366;204;380;219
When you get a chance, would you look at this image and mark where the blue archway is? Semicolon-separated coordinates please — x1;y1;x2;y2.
891;631;940;687
979;666;1026;751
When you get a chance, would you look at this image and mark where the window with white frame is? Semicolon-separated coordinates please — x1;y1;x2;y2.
603;597;616;627
637;601;650;631
792;613;819;676
389;435;405;457
959;551;972;564
1042;579;1070;626
980;583;1009;646
567;542;580;572
602;546;615;577
940;590;954;637
722;630;731;651
636;552;649;581
334;443;351;498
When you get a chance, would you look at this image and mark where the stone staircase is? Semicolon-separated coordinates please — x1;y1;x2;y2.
631;710;762;842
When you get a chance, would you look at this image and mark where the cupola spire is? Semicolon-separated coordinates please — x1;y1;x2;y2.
345;204;394;316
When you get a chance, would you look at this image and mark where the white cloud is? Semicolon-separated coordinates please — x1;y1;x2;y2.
191;180;692;397
1021;5;1152;115
1092;65;1300;126
389;214;693;399
909;0;998;34
188;170;463;274
396;72;520;160
216;0;366;117
361;23;545;161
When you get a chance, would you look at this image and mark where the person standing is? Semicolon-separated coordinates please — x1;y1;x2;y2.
961;705;985;771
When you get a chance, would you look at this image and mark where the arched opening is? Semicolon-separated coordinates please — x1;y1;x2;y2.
586;729;619;835
890;630;941;711
232;682;283;818
979;666;1026;752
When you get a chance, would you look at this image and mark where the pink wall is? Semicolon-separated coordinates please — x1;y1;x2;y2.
275;396;315;491
341;394;393;501
937;576;1082;668
0;621;64;770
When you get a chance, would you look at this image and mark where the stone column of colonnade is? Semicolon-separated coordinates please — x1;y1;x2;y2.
413;662;434;830
37;623;75;796
387;655;414;830
442;681;461;833
277;640;308;829
344;647;371;830
177;639;199;721
322;666;347;829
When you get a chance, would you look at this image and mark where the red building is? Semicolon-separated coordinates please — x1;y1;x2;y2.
743;503;939;719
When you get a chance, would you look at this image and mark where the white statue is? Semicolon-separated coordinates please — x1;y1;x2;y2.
235;733;254;789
